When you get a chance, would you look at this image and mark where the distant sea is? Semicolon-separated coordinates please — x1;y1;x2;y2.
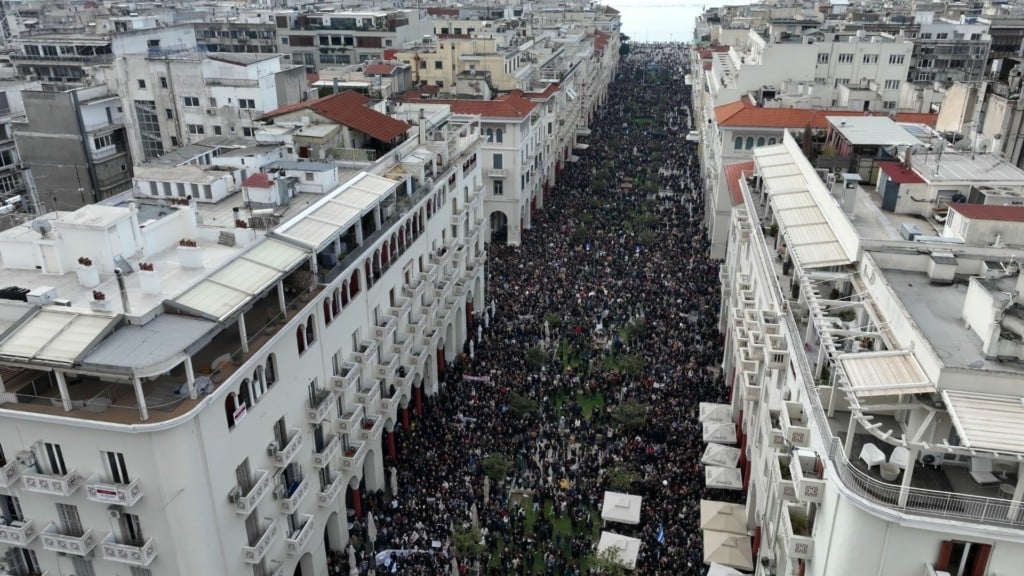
611;0;754;44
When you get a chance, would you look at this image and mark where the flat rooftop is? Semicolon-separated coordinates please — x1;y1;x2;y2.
828;116;922;147
913;151;1024;185
881;269;1024;374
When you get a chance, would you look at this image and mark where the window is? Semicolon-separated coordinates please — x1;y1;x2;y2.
835;78;850;87
42;442;67;475
920;33;932;40
492;153;503;169
296;325;307;355
119;513;144;546
884;79;901;90
187;124;205;135
935;540;991;576
889;54;905;64
93;134;113;150
305;172;314;181
239;99;256;109
862;54;878;64
883;101;897;110
745;137;754;150
434;60;443;69
817;53;829;64
137;79;146;89
486;128;494;142
103;451;130;484
495;128;503;143
159;77;168;89
734;137;743;150
936;33;948;40
970;33;981;41
203;184;212;199
768;138;777;145
756;137;765;147
165;108;173;119
214;125;222;136
493;180;504;195
170;136;179;147
183;96;200;107
838;53;853;63
243;127;254;137
0;495;23;524
209;97;217;107
919;59;934;69
306;315;316;345
265;354;277;386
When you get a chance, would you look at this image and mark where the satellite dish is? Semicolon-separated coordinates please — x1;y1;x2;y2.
30;219;52;237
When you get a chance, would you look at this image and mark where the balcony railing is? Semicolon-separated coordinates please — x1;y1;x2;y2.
40;523;97;556
313;435;341;469
318;473;344;507
233;470;272;516
270;429;305;468
242;520;279;564
284;514;315;556
0;518;37;546
487;168;506;178
359;416;383;441
772;454;798;502
0;459;21;489
375;352;400;383
340;440;367;471
372;315;397;342
307;389;336;424
85;474;143;507
22;469;81;496
780;401;810;448
356;383;381;412
336;405;364;435
279;476;309;515
352;340;379;366
100;533;157;567
781;504;814;560
332;362;360;398
790;452;826;504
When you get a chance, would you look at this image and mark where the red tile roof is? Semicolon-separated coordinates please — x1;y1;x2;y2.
261;91;411;142
383;49;398;61
524;83;560;99
243;172;274;188
306;72;320;85
403;92;537;118
893;112;938;126
364;64;398;76
724;161;754;206
878;161;925;184
950;204;1024;223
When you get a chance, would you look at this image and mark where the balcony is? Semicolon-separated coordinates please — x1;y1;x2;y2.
242;520;279;564
372;315;398;343
340;440;367;471
403;279;425;301
767;410;787;450
393;337;414;365
739;366;761;402
22;469;81;497
421;326;442;351
781;504;814;560
233;470;272;516
356;383;381;412
270;429;305;468
0;518;37;546
40;524;97;556
420;299;439;321
100;533;157;567
781;401;811;448
430;250;451;272
312;434;341;469
375;352;400;383
772;454;798;502
351;340;379;367
487;168;506;178
284;514;315;556
790;450;826;503
419;263;438;284
318;472;344;507
0;459;21;489
380;394;400;423
336;405;364;435
389;297;413;318
85;474;143;507
278;476;309;515
359;416;384;442
332;362;360;398
307;389;336;424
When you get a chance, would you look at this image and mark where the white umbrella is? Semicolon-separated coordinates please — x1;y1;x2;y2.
367;512;377;545
348;545;358;576
699;402;733;423
600;491;643;525
702;530;754;571
707;561;750;576
702;421;737;444
470;502;479;530
701;443;741;467
597;531;642;570
699;500;748;534
390;466;399;496
483;476;490;505
450;556;460;576
704;466;743;491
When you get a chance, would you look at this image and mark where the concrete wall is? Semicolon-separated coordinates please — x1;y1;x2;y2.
15;90;94;210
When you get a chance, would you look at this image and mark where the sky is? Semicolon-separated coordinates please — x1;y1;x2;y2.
612;0;752;43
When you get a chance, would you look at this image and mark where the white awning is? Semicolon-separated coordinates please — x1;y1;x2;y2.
704;466;743;491
274;172;400;251
703;531;753;571
707;563;750;576
82;314;218;375
700;402;733;423
172;238;310;322
702;443;742;468
597;532;641;571
600;491;642;525
0;309;119;366
703;421;737;444
942;390;1024;454
699;500;748;535
839;350;934;397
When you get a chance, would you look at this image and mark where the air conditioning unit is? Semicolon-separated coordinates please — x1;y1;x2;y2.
272;484;285;500
107;505;124;519
228;487;241;504
206;109;216;116
16;451;35;468
266;442;278;456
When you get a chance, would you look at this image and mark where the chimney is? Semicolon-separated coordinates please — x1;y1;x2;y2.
115;269;131;315
139;262;162;296
333;78;340;94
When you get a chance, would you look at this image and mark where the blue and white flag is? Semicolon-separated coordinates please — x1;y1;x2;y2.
657;523;665;545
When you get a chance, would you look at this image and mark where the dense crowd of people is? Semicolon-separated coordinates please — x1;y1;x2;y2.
334;42;738;576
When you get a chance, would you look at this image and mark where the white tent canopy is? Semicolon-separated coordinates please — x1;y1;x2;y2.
707;562;750;576
703;530;754;571
601;491;643;525
699;402;733;423
705;466;743;491
699;500;748;535
702;443;741;467
597;531;642;571
702;421;737;444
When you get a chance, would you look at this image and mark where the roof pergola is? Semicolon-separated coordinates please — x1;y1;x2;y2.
943;390;1024;454
839;350;935;398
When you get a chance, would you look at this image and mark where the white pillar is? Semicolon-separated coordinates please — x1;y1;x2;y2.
1009;462;1024;521
185;356;197;400
0;370;5;393
239;315;249;354
897;448;918;507
54;371;73;412
844;412;857;457
133;374;149;422
277;280;287;316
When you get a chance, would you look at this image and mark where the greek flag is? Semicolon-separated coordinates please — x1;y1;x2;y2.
657;523;665;545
